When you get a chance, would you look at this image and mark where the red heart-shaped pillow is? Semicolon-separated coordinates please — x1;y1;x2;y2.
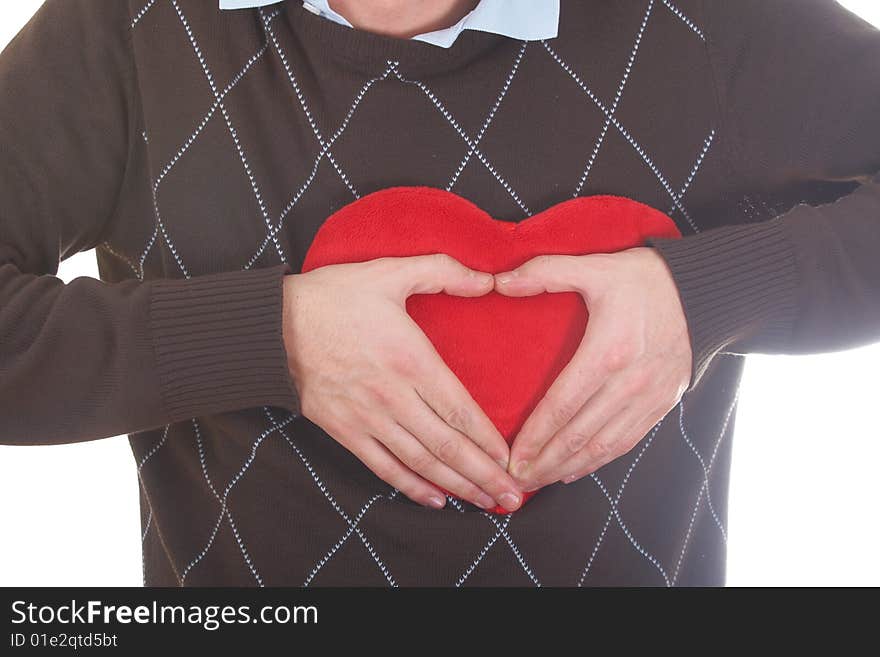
302;186;681;512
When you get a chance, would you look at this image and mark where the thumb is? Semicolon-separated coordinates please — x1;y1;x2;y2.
494;254;586;297
401;253;494;298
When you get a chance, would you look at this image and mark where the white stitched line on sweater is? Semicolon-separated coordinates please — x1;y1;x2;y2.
661;0;706;41
172;1;287;265
130;0;158;30
486;514;541;586
150;36;272;193
99;242;141;278
590;470;670;586
392;64;532;216
137;14;277;277
192;419;263;586
137;425;169;472
136;461;184;586
140;492;155;586
677;399;727;542
259;8;359;199
667;128;715;221
578;419;664;586
267;408;399;587
242;61;398;270
455;510;514;587
180;414;296;584
303;493;384;587
672;387;740;585
140;505;153;585
446;41;528;192
575;0;655;196
542;41;701;231
447;498;541;587
134;426;170;585
141;507;153;543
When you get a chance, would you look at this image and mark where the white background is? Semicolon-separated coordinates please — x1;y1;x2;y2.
1;1;878;586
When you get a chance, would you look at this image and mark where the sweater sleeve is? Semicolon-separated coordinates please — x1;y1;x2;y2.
0;0;300;446
646;0;880;391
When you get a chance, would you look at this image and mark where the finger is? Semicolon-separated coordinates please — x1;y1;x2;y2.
411;339;511;468
377;420;499;510
507;323;609;479
558;401;663;485
394;253;494;298
494;254;585;297
515;376;625;491
398;388;523;512
337;430;449;509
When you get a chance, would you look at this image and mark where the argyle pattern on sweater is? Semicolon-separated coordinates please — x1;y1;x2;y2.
105;0;814;586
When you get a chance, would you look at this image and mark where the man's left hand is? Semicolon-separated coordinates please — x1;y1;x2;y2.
493;246;692;491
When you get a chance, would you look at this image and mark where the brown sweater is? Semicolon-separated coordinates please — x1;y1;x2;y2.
1;0;878;586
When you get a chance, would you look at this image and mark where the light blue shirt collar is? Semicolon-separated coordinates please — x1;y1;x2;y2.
219;0;559;48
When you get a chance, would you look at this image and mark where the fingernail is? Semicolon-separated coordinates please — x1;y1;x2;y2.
495;271;517;285
427;495;446;509
499;492;521;511
496;456;509;469
469;269;493;283
475;493;496;509
511;460;529;479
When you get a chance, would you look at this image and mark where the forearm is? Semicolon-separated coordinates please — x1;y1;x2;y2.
647;171;880;389
0;261;299;445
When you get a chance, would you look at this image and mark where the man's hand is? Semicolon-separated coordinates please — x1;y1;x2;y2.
282;254;524;512
493;247;692;491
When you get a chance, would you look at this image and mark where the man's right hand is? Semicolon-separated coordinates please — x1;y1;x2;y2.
281;254;523;512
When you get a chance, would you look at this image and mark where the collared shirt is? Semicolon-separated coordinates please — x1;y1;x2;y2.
218;0;560;48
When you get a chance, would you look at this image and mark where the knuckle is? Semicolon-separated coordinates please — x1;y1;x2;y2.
548;395;580;429
562;431;590;455
431;252;455;269
433;437;461;463
406;450;436;474
388;351;420;378
364;382;394;408
600;342;633;373
444;404;472;433
588;439;612;462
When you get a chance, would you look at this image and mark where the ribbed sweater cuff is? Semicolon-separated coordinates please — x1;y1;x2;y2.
646;217;799;391
148;263;300;421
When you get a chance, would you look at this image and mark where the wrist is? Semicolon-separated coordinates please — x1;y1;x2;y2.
281;273;301;373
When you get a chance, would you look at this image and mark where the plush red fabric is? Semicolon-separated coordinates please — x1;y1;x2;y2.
301;186;681;513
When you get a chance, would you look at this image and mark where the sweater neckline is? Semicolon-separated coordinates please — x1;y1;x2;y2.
282;0;510;76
